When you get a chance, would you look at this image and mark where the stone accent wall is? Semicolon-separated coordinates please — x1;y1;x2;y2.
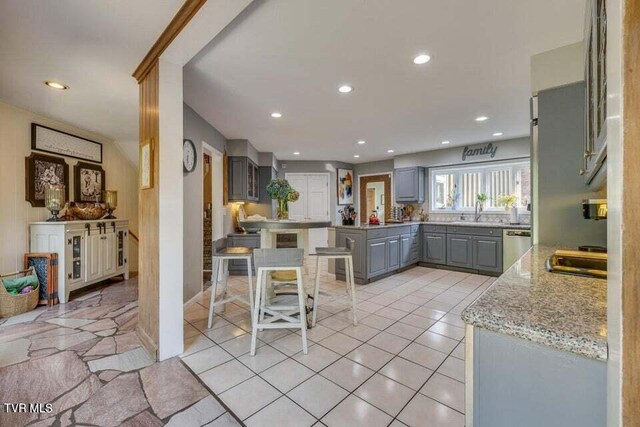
203;217;212;270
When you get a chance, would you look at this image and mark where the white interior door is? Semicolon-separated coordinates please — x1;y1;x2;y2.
286;173;330;254
286;175;307;220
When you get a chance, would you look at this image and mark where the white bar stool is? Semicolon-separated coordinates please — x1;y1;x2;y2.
312;237;357;327
251;248;308;356
207;237;254;328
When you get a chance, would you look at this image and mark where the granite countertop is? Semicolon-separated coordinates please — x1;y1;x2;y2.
331;221;531;230
461;245;608;361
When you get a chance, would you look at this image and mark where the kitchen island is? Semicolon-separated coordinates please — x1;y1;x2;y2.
239;219;331;256
332;221;531;284
461;245;607;427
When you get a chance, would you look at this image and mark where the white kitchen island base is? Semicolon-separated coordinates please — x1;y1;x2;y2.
30;219;129;303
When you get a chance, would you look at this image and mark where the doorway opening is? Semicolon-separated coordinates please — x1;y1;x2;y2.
359;173;392;224
202;143;224;285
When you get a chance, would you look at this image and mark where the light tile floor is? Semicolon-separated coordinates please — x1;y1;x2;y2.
183;260;495;427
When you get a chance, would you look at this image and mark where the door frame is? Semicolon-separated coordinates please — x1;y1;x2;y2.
202;142;223;290
357;172;393;224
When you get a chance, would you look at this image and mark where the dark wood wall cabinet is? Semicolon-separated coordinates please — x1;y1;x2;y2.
394;167;425;203
228;156;259;202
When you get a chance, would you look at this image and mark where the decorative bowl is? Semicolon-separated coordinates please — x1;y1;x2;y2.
69;202;106;220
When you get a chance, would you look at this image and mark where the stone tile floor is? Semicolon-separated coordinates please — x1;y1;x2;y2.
0;278;240;427
185;261;494;427
0;262;493;427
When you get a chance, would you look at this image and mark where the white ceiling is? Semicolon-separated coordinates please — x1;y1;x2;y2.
0;0;184;145
185;0;585;163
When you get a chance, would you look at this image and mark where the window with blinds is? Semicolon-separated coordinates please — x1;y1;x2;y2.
429;160;530;212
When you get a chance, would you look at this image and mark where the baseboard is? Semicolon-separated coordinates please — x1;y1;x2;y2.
136;325;158;362
184;290;204;309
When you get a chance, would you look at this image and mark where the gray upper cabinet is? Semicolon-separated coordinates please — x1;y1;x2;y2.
367;238;388;278
423;232;446;265
228;156;259;202
473;236;503;273
394;167;425;203
447;234;473;269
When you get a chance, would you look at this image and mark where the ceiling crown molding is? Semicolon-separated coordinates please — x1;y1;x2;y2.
132;0;207;83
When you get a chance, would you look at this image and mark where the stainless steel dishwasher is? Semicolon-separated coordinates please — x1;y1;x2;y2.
503;229;532;271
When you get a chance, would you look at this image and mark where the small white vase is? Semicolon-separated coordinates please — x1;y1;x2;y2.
509;207;519;224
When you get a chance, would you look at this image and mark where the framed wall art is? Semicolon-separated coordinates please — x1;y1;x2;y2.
31;123;103;164
337;168;354;205
139;139;154;189
74;162;105;203
25;153;69;207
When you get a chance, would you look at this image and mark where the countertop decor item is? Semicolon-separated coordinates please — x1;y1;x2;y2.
339;204;356;225
68;202;106;220
31;123;103;163
266;178;299;220
337;168;354;205
74;161;105;203
44;184;65;222
25;152;69;207
498;193;519;224
104;190;118;219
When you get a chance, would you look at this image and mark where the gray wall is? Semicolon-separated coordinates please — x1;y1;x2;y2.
394;137;530;168
183;103;231;303
227;139;259;163
354;159;394;176
279;160;354;224
535;83;606;247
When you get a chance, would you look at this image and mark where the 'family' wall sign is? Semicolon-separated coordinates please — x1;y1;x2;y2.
462;143;498;161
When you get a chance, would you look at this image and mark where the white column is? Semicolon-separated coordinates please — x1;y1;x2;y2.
157;57;184;360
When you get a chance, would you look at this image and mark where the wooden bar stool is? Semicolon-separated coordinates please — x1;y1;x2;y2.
312;237;357;327
251;248;308;356
207;237;254;329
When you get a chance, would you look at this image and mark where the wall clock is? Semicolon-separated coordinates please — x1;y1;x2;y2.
183;139;197;173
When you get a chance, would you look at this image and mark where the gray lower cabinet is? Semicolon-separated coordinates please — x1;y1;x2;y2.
227;234;260;274
387;236;400;271
400;232;421;267
447;234;473;269
473;236;503;273
423;232;446;265
335;230;366;280
367;238;388;278
471;327;605;427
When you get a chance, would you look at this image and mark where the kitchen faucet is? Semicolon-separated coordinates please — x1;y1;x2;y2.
474;201;483;222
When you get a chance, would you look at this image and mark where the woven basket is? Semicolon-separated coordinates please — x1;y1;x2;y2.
0;267;39;318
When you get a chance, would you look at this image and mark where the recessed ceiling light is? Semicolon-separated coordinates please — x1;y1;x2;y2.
387;149;394;153
338;85;353;93
357;140;366;145
44;81;68;90
271;112;282;118
293;151;300;155
353;154;360;158
492;132;503;136
441;140;450;145
413;54;431;65
475;116;489;122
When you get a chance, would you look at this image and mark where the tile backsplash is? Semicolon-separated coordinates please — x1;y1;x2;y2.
425;211;531;225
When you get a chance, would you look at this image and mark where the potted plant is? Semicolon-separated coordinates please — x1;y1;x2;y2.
447;185;461;211
266;178;299;220
498;194;519;224
476;193;488;210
